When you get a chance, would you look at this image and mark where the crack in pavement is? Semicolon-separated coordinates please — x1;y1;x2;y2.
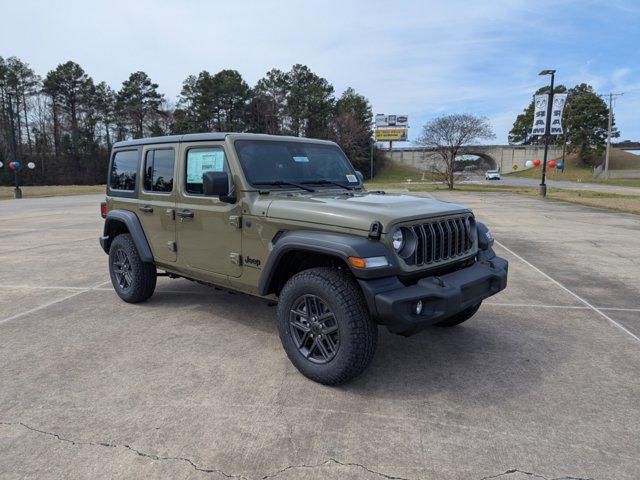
0;421;410;479
480;468;593;480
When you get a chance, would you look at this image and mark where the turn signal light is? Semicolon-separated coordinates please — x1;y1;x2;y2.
348;257;367;268
348;256;389;269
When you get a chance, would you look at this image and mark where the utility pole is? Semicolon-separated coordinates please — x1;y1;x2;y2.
538;69;556;197
603;92;623;180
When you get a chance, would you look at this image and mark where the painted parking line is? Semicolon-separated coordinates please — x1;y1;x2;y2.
494;240;640;344
0;281;110;325
485;303;640;312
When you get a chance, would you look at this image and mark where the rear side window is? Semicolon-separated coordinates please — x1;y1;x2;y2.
143;149;175;193
110;150;138;191
185;147;229;195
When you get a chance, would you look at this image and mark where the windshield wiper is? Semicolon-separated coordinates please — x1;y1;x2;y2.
253;181;315;192
301;179;357;191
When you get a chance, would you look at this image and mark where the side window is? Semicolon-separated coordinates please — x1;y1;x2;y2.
110;150;138;191
143;148;175;193
185;147;228;195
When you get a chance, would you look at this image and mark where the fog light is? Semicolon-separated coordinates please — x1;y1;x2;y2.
414;300;423;315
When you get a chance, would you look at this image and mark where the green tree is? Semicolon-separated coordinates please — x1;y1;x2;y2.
286;64;334;137
565;83;614;165
330;87;375;176
94;81;116;150
508;85;567;145
116;71;164;139
247;68;290;134
211;69;250;132
42;61;95;168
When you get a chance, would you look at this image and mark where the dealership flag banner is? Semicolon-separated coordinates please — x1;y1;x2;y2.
549;93;567;135
531;94;549;136
531;94;567;136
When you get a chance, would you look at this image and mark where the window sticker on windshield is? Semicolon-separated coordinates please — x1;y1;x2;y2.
346;174;358;183
293;156;309;163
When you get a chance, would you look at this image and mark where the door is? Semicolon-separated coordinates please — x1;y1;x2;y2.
175;143;242;277
137;146;177;263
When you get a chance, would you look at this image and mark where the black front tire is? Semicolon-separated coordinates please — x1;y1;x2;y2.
434;302;482;327
277;267;377;385
108;233;156;303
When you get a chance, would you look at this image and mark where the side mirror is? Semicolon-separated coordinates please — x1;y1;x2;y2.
203;171;235;203
355;171;365;183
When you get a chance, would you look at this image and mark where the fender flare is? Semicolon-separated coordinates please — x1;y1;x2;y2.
258;230;398;296
101;210;154;263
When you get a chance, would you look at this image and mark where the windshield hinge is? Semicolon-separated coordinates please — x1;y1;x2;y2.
229;215;242;229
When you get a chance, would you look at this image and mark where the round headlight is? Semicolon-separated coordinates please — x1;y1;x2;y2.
391;228;404;251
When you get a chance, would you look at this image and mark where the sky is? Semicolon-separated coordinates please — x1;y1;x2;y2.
1;0;639;144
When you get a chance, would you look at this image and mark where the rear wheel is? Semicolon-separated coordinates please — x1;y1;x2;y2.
434;302;482;327
108;233;156;303
277;267;377;385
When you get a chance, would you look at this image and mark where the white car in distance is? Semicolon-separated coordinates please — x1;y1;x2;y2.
485;170;501;180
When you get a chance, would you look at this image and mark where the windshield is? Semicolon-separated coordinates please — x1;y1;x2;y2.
234;140;360;188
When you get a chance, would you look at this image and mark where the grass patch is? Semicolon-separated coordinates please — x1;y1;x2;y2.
509;152;640;187
399;183;640;215
0;184;106;200
371;163;439;184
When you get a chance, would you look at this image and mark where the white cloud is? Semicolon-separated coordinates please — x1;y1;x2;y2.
1;0;638;142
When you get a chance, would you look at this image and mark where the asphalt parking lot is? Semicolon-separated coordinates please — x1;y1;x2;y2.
1;192;639;480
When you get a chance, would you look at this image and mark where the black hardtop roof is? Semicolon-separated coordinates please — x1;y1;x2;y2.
112;132;336;148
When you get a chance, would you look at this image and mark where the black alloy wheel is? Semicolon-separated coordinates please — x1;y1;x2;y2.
289;294;340;364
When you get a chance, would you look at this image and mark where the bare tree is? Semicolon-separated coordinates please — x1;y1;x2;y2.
416;114;495;189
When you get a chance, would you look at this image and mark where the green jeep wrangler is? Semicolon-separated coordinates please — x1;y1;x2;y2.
100;133;508;384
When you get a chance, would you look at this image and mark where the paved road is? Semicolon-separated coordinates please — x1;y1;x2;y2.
1;193;639;479
463;175;640;195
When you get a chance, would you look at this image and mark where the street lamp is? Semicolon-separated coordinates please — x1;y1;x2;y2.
538;69;556;197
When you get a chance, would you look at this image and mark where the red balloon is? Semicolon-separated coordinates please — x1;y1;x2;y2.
533;159;541;166
549;160;557;168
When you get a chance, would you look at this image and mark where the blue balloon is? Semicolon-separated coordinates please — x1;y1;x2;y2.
556;162;564;170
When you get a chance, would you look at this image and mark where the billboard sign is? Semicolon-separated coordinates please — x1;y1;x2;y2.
375;128;408;141
375;114;408;128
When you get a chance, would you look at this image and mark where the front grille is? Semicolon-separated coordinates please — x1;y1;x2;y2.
408;214;474;266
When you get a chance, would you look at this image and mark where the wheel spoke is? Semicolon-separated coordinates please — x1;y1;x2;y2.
322;323;338;335
290;319;310;333
315;337;331;360
323;333;337;353
305;295;316;317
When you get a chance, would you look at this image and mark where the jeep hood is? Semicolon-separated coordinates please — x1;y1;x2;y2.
264;191;470;232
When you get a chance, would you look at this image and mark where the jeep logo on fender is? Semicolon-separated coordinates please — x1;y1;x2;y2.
244;256;261;268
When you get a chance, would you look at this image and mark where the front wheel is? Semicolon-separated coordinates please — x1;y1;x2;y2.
277;268;377;385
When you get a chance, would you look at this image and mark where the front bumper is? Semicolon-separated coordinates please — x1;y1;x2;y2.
358;249;508;335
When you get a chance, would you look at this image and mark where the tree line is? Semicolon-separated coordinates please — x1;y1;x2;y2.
0;57;382;186
509;83;616;166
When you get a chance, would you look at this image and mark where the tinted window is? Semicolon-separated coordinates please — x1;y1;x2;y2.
110;150;138;191
234;140;358;187
143;149;174;193
185;147;228;195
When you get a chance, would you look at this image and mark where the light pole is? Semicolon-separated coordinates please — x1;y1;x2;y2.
538;69;556;197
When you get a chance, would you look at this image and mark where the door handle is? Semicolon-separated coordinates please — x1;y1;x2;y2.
176;210;194;219
139;206;153;213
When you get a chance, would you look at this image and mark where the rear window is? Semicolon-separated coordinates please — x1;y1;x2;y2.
143;148;175;193
110;150;138;191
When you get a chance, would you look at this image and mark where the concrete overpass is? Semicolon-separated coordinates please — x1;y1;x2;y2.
384;145;564;173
